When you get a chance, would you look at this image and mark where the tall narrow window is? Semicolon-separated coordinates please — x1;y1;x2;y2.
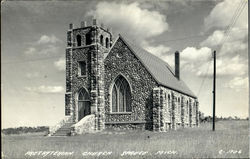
86;33;91;45
105;38;109;48
79;61;87;76
100;35;104;46
167;94;171;119
186;101;189;122
77;35;81;46
111;75;131;112
178;98;181;118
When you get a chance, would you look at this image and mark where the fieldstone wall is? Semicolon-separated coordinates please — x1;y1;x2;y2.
152;86;198;131
65;22;199;132
65;23;112;130
104;38;158;130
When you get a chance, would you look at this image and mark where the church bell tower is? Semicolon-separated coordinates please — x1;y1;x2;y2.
65;19;112;130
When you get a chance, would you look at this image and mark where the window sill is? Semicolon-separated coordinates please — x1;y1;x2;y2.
108;112;132;115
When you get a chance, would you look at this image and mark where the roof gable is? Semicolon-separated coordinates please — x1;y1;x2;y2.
106;35;196;98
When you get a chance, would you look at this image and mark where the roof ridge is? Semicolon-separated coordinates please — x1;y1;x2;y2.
116;34;197;98
119;34;176;74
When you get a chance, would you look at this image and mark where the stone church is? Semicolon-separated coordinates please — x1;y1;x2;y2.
50;19;199;136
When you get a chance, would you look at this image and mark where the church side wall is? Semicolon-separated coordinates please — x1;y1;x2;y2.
104;38;158;130
153;86;198;131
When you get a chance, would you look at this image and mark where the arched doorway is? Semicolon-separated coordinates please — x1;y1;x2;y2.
78;88;90;121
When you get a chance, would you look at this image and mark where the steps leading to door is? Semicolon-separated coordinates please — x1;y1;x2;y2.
52;122;75;136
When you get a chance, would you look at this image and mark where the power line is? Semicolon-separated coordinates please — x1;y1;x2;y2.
196;0;247;97
197;59;213;96
217;0;247;56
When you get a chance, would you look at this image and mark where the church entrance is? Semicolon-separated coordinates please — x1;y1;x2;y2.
78;88;90;121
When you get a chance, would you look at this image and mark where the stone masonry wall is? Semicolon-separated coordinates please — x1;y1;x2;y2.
153;86;198;131
104;38;158;130
65;24;111;131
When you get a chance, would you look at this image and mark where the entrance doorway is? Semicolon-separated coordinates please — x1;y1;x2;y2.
78;88;90;121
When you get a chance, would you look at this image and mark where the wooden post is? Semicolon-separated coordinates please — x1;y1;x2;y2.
212;51;216;131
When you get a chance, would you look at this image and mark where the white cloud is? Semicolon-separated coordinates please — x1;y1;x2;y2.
204;0;248;30
143;42;174;67
201;27;247;49
200;30;225;47
180;47;212;61
24;44;60;56
37;35;61;44
224;77;249;90
24;47;36;55
144;44;171;56
26;72;39;79
87;2;168;44
24;35;61;56
54;58;65;71
25;85;64;93
196;55;247;77
39;45;60;55
200;27;247;61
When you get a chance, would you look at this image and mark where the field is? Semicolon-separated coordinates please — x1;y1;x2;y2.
2;120;249;159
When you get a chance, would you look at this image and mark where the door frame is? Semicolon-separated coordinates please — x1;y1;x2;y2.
75;87;90;122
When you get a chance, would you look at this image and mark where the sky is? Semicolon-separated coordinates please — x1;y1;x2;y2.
1;0;248;128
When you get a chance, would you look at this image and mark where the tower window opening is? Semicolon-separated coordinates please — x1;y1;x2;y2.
86;33;91;45
78;61;87;76
77;35;81;46
100;35;104;46
105;38;109;48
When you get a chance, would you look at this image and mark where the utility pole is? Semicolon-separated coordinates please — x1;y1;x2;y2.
212;51;216;131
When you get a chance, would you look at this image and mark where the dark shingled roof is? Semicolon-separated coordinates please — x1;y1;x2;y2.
107;35;197;98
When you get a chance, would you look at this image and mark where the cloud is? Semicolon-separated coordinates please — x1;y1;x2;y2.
87;2;168;44
39;45;60;55
224;77;249;90
24;47;36;55
143;42;174;67
144;44;171;56
25;85;64;94
37;35;61;44
196;55;247;77
204;0;248;30
54;58;65;71
201;27;247;47
26;72;39;79
24;35;61;56
180;47;212;61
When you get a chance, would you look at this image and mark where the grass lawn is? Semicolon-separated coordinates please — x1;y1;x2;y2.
2;120;249;159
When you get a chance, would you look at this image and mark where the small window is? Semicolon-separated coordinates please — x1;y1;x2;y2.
86;33;91;45
79;61;87;76
105;38;109;48
77;35;81;46
100;35;104;46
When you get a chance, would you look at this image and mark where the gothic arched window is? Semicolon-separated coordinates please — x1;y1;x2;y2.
77;35;81;46
100;35;104;46
111;75;132;112
105;38;109;48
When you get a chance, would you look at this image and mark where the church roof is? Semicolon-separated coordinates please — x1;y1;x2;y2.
108;35;197;98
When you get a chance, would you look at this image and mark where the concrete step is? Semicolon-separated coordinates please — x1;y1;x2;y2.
52;122;75;136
